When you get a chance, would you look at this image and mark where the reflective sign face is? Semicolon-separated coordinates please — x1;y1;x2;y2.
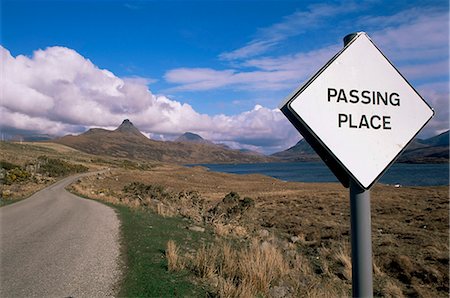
281;32;434;189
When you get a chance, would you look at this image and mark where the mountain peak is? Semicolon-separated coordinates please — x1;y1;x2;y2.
120;119;133;127
115;119;145;137
175;132;212;145
271;138;320;161
177;132;203;141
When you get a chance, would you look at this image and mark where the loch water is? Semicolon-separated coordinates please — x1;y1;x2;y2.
192;162;449;187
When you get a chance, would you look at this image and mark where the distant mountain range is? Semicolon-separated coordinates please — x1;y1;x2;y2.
54;120;274;164
272;130;449;163
12;119;447;164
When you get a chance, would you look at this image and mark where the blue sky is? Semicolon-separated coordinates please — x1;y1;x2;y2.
1;0;448;153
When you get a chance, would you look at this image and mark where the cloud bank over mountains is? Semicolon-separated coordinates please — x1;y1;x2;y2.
0;46;296;153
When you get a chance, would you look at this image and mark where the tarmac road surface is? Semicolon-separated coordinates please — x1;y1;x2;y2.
0;173;121;297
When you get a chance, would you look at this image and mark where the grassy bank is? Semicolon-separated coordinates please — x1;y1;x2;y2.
113;204;210;297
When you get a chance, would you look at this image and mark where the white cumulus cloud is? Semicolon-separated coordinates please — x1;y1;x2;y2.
0;45;298;153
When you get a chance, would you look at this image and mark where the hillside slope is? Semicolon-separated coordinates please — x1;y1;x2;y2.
175;132;214;146
397;130;449;163
55;120;274;164
271;139;321;162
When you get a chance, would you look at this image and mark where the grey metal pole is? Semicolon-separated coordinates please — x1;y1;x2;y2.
343;33;373;298
343;32;358;46
350;179;373;297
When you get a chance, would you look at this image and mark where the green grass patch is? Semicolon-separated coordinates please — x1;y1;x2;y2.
0;195;30;207
115;205;210;297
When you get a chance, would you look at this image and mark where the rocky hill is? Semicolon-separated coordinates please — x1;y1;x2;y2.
175;132;214;146
272;130;449;163
271;138;321;162
54;120;274;164
397;130;449;163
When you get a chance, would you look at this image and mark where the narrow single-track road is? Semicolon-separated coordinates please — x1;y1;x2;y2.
0;173;121;297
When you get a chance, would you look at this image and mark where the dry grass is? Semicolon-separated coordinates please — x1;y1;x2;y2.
217;276;255;298
212;223;248;238
373;260;384;277
219;242;237;278
382;280;405;298
191;244;220;279
156;202;177;217
306;285;348;298
166;240;183;271
169;237;351;297
239;239;289;295
334;244;352;281
212;222;229;237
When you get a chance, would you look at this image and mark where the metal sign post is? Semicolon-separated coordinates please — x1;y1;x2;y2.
344;33;373;298
279;32;434;297
349;179;373;297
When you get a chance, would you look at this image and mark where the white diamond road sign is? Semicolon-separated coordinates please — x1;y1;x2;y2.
279;32;434;189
